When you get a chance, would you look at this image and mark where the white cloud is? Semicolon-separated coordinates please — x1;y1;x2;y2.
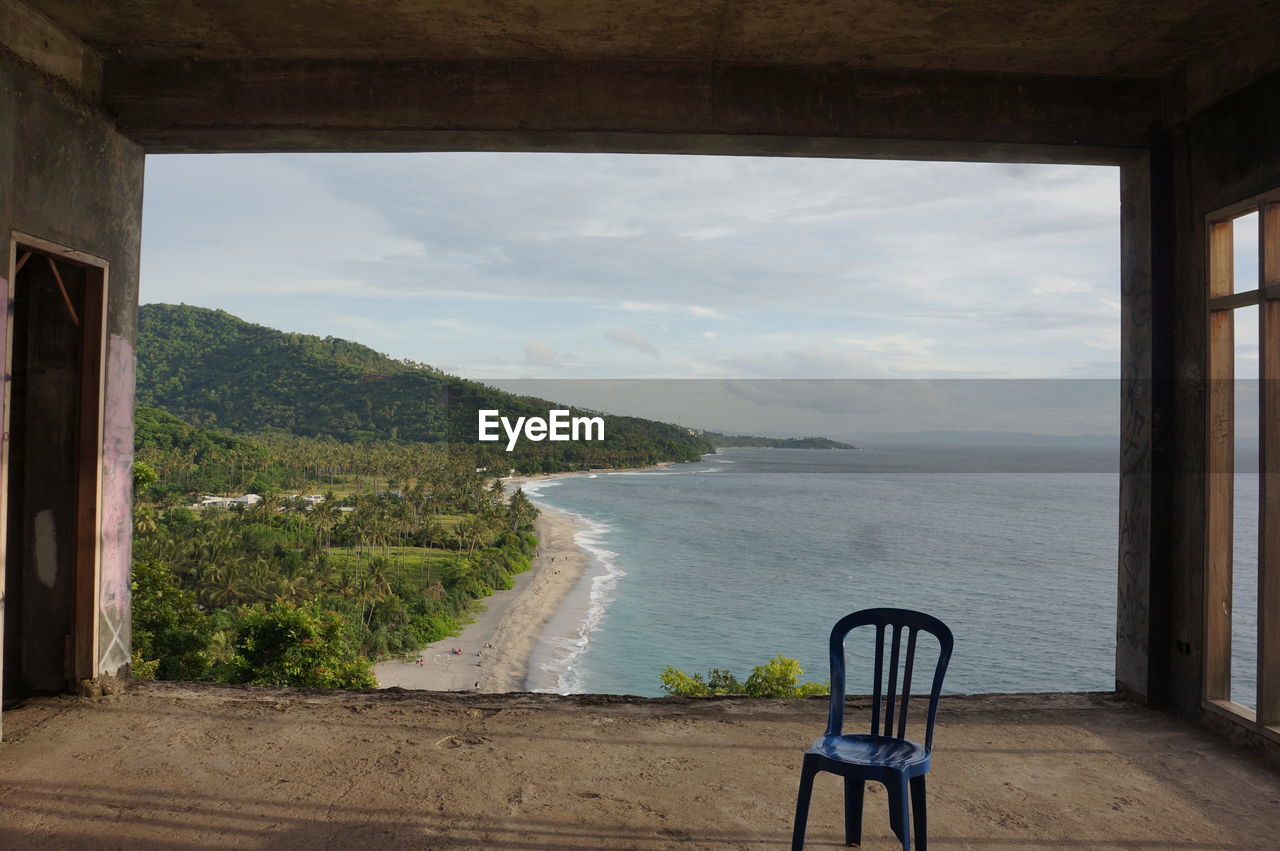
1032;276;1094;296
838;333;937;358
606;327;661;358
141;152;1121;383
611;301;733;320
724;344;882;378
522;340;559;366
429;318;484;335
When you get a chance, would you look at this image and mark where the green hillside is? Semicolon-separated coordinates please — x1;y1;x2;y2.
136;303;712;472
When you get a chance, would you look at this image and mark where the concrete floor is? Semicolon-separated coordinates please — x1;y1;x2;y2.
0;685;1277;849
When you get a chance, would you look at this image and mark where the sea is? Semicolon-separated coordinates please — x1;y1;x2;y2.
520;445;1262;705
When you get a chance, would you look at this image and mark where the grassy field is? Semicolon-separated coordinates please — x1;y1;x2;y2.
325;546;462;587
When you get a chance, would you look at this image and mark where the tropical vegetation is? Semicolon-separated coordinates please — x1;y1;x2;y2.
138;303;712;473
658;654;828;698
131;438;540;688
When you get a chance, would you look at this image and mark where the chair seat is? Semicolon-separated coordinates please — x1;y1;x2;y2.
806;734;930;772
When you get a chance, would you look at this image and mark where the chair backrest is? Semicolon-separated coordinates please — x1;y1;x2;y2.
824;608;953;752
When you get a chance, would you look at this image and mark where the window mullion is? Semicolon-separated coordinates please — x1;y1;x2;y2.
1206;219;1235;703
1259;202;1280;726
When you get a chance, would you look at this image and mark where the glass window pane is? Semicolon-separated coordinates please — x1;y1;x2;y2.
1234;211;1260;293
1233;303;1259;708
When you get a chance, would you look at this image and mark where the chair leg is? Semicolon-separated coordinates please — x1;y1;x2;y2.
886;776;911;850
792;758;818;851
843;778;864;846
910;775;927;851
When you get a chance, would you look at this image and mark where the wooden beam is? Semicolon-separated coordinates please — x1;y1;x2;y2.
14;251;31;274
1206;219;1235;703
73;267;106;684
46;257;80;328
0;243;13;740
1260;201;1280;726
1210;290;1260;311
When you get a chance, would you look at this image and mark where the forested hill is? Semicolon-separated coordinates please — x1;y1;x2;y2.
136;304;711;471
703;432;857;449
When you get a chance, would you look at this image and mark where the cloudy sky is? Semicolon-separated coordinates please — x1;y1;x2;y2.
141;153;1123;383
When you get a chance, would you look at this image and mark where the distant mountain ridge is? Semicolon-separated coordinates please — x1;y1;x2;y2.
703;432;857;450
136;304;711;470
855;430;1118;447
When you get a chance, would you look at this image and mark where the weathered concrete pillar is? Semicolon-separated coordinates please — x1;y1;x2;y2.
1162;68;1280;717
0;34;144;735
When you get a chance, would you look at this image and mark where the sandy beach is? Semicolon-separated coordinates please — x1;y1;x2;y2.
374;496;590;693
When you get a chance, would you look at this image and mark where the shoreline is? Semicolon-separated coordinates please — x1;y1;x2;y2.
373;501;592;693
374;462;676;693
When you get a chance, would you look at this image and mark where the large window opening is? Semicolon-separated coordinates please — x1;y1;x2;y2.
1206;191;1280;730
133;154;1120;699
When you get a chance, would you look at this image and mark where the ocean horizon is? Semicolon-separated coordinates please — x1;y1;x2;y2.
520;446;1262;704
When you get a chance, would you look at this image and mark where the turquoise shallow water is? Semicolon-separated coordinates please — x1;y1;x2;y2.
521;446;1261;703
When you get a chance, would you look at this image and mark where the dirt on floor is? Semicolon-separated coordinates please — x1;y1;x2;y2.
0;685;1278;849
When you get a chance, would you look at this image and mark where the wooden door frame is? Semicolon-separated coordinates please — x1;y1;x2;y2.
1;232;109;696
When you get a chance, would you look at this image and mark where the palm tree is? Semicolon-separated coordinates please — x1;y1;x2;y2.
355;555;394;627
134;505;160;536
455;515;490;556
311;494;340;549
507;488;538;532
419;515;446;549
205;561;249;609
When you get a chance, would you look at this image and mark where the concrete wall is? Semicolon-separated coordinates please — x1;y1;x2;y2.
0;47;144;684
1116;151;1157;702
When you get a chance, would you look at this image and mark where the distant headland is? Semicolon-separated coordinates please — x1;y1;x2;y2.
701;431;857;450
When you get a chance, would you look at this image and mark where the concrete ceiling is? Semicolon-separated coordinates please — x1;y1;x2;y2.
24;0;1280;78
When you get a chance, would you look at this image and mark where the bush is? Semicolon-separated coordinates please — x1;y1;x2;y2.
659;666;712;697
130;648;159;680
659;654;827;699
133;461;159;495
218;602;375;688
130;559;213;681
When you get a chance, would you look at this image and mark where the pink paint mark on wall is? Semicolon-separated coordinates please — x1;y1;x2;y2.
98;332;135;673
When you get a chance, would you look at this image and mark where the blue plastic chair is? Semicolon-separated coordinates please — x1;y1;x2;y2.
791;608;953;850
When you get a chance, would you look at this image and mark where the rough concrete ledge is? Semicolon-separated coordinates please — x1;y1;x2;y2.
2;683;1277;848
123;678;1126;717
